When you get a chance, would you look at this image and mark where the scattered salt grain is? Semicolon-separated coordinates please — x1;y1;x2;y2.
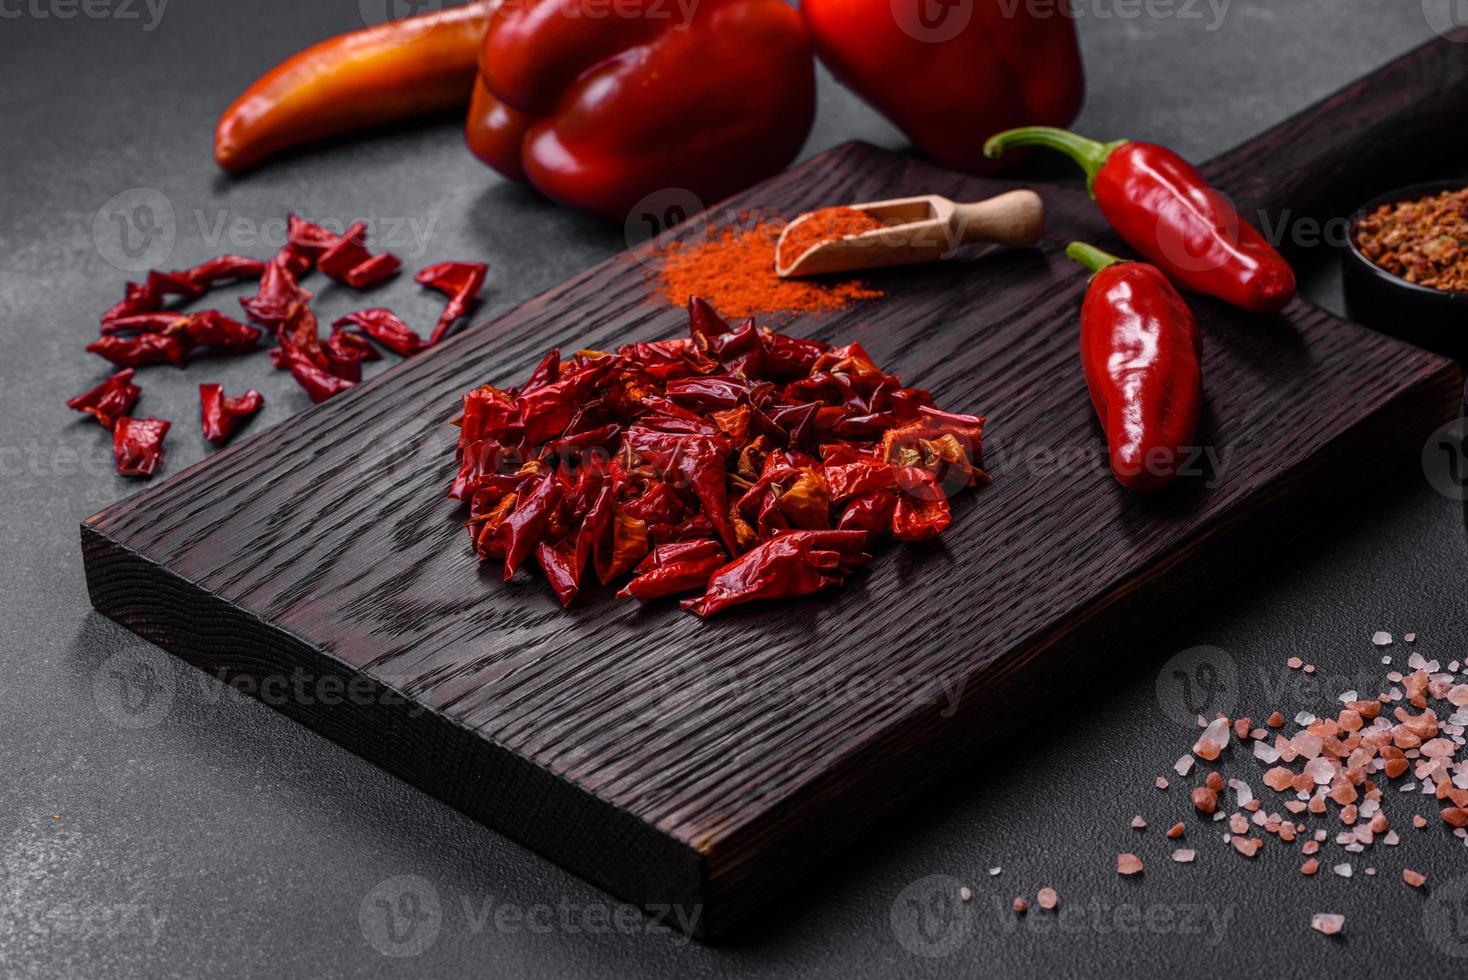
1036;888;1058;910
1312;913;1345;936
1174;755;1195;777
1172;849;1195;863
1117;853;1143;876
1333;863;1353;878
1012;897;1027;914
988;867;1002;877
1404;869;1426;888
959;886;972;901
1373;632;1392;647
1131;816;1146;830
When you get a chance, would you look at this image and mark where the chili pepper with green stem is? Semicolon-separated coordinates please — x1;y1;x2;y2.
1067;242;1203;493
987;128;1296;314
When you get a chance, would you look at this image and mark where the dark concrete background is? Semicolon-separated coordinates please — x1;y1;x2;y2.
4;1;1468;976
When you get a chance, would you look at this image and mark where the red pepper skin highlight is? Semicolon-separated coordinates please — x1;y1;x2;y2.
1068;242;1203;493
986;128;1296;314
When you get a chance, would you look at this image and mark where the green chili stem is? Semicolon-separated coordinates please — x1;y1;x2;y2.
1065;241;1128;275
982;127;1128;197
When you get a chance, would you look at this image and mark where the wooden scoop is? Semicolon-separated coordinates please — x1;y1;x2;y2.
774;189;1045;278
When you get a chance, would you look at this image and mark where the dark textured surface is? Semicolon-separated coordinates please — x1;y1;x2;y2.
5;1;1468;976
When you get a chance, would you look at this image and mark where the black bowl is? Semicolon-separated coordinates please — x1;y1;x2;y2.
1342;178;1468;362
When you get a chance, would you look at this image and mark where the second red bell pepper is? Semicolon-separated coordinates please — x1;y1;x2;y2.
466;0;816;220
800;0;1084;175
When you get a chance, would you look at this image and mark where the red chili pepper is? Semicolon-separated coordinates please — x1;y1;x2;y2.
985;127;1297;314
112;416;171;478
1067;242;1203;492
618;540;728;601
214;1;495;172
67;369;140;430
333;309;427;357
680;530;870;618
199;384;264;445
86;333;189;369
416;261;488;345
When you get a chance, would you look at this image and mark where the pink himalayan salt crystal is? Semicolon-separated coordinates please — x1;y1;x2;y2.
1155;777;1169;790
1037;888;1058;910
1312;913;1345;936
1174;755;1195;777
1193;717;1230;761
1232;837;1261;857
1229;814;1248;834
1404;869;1427;888
1131;815;1147;830
1304;756;1335;785
1172;849;1196;863
1012;897;1028;914
1264;767;1295;791
1288;657;1304;669
1117;853;1143;876
1422;738;1456;758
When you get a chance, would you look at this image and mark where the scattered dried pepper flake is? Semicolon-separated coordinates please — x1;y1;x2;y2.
112;416;170;478
333;309;427;357
199;384;264;445
67;369;139;430
417;260;488;344
87;333;189;369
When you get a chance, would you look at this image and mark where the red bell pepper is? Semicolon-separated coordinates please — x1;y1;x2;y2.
1067;242;1203;492
985;127;1297;313
800;0;1084;175
466;0;816;219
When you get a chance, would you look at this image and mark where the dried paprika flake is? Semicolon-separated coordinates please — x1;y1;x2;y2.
113;416;171;477
199;384;264;445
449;297;988;614
67;369;140;430
417;261;488;344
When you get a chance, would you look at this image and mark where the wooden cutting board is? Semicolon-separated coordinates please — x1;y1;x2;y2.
83;35;1468;938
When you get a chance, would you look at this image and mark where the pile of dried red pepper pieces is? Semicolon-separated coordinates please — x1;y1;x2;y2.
69;214;488;478
449;298;988;616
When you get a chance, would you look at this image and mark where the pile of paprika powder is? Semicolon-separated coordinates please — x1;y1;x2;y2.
654;217;884;319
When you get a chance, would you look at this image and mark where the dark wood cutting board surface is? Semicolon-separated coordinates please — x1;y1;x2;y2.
83;36;1468;938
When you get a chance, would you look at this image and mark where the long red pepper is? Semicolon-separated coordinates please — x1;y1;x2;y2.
214;2;495;172
1067;242;1203;493
986;127;1296;314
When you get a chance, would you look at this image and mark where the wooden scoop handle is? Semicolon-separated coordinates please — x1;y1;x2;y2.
952;189;1045;249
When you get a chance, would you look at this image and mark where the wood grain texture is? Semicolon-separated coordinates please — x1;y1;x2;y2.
84;35;1466;937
